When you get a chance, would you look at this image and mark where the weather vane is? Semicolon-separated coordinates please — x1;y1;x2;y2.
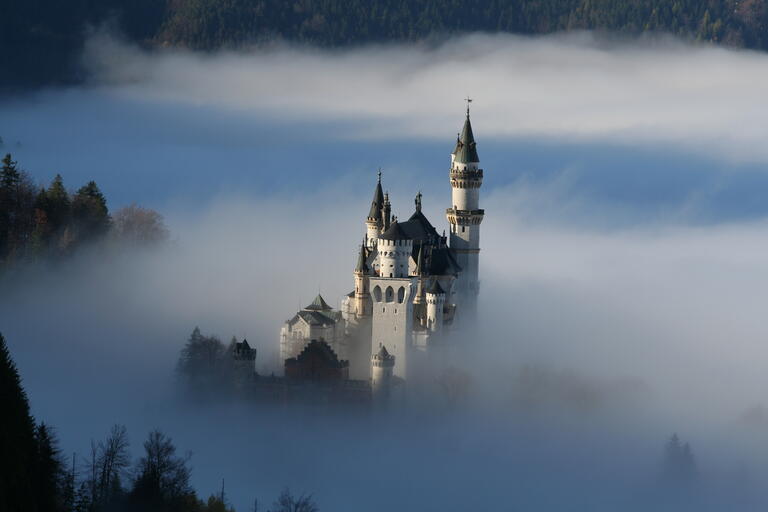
465;96;473;115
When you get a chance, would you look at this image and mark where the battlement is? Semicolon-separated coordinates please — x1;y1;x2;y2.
450;168;483;189
446;208;485;226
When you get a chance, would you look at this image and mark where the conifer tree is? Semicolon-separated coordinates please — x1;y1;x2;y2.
0;332;39;511
35;423;65;512
71;181;110;243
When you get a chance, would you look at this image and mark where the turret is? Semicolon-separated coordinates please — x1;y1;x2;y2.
366;170;385;247
446;102;484;323
412;243;426;304
353;241;372;317
371;343;395;401
425;280;445;333
377;222;412;278
382;192;392;232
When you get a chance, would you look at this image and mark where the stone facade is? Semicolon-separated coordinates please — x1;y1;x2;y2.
280;109;485;397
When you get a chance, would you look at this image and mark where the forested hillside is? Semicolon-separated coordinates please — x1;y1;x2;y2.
0;153;168;269
2;0;768;89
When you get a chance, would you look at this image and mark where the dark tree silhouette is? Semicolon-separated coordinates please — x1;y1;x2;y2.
130;430;196;512
663;432;697;485
0;332;39;511
35;423;66;512
269;488;319;512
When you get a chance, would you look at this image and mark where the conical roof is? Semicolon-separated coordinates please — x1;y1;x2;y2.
426;279;445;295
453;114;480;164
379;221;410;241
355;244;368;273
304;294;333;311
368;173;385;221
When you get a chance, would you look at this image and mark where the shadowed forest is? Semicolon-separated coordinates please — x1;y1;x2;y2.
0;154;167;269
5;0;768;89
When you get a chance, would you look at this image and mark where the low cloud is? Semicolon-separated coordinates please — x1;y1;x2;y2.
84;31;768;163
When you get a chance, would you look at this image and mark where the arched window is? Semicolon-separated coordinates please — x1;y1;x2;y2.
373;285;382;302
397;287;405;303
385;286;394;303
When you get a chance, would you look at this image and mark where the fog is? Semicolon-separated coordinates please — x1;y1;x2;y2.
2;32;768;510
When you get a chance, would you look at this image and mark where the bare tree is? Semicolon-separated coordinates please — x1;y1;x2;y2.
269;488;318;512
111;204;169;246
96;424;130;501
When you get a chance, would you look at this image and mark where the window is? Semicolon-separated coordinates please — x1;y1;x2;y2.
385;286;394;302
397;287;405;303
373;285;382;302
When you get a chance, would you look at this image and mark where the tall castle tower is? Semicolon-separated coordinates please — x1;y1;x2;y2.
446;103;484;323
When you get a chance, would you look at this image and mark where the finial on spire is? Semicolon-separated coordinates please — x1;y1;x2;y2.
377;168;382;183
415;191;422;212
465;96;473;116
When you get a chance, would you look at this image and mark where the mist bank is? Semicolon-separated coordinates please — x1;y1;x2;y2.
3;180;768;509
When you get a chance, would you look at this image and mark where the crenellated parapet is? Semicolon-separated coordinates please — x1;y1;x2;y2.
449;168;483;189
446;208;485;226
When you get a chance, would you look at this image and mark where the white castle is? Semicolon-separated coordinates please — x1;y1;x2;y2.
280;107;484;393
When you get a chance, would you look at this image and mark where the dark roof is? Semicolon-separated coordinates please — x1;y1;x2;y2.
429;246;462;276
240;339;251;350
304;294;332;311
355;244;368;273
294;310;340;327
374;344;394;360
401;209;441;242
453;114;480;164
379;221;410;241
426;279;445;295
368;176;385;221
285;339;348;369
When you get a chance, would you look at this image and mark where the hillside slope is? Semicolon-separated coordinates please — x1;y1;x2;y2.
3;0;768;89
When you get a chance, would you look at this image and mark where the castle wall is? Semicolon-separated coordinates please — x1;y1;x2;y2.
369;277;414;380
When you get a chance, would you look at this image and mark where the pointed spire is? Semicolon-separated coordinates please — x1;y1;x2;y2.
416;244;425;276
355;241;368;274
453;104;480;164
304;294;332;311
368;170;385;221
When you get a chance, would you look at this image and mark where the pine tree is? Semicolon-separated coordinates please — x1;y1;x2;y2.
0;332;39;511
35;423;65;512
45;175;72;236
71;181;110;244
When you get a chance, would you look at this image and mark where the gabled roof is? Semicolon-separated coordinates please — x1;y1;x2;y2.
304;294;332;311
453;114;480;164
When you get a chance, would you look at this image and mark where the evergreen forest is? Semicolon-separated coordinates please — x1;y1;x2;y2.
4;0;768;89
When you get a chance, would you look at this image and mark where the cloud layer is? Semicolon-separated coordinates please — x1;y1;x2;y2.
85;31;768;163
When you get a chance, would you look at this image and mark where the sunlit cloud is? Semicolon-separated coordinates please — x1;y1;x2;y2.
85;31;768;163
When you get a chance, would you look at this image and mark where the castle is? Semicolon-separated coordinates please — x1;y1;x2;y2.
279;106;484;395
